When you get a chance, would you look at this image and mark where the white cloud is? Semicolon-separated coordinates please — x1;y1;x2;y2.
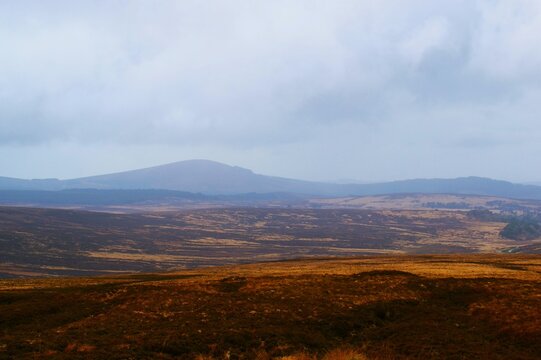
470;0;541;80
400;17;451;65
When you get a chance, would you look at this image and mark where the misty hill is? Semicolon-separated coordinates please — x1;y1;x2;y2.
0;160;340;195
0;176;62;191
3;159;541;200
349;176;541;200
63;160;338;195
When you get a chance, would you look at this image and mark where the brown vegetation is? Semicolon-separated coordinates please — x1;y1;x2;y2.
3;206;536;277
0;254;540;359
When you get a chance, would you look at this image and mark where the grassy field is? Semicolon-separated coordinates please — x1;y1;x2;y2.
1;254;540;359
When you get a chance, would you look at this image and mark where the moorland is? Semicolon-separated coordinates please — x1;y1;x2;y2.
0;254;540;359
2;176;541;359
1;205;537;277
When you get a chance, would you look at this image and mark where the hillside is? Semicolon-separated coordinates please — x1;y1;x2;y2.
3;160;541;199
1;255;540;359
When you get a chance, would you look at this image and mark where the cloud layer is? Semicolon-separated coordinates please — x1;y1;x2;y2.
1;1;541;181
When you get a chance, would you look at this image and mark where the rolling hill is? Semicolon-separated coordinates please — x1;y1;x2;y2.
3;159;541;200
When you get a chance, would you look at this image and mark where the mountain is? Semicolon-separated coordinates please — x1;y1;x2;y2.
2;159;541;200
63;159;337;195
0;160;342;195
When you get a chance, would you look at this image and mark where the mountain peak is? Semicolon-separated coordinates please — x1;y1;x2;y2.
152;159;253;174
59;159;260;194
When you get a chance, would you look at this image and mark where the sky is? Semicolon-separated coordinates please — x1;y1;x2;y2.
1;0;541;183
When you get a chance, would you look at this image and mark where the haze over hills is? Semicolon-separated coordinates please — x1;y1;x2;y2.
3;159;541;200
0;160;333;195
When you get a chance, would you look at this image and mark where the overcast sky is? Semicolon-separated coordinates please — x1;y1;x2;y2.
1;1;541;182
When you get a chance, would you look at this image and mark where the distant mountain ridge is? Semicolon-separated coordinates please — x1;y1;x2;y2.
2;159;541;200
350;176;541;200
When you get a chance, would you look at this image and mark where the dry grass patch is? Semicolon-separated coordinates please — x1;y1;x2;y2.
1;254;540;359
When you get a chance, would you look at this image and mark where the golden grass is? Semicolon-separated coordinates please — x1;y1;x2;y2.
1;254;540;359
199;347;369;360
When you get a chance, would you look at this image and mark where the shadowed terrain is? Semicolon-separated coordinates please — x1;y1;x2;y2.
0;255;540;359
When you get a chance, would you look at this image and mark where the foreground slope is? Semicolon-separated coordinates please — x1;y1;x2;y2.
1;255;540;359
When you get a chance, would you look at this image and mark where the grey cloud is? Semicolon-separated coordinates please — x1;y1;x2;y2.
1;0;541;181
